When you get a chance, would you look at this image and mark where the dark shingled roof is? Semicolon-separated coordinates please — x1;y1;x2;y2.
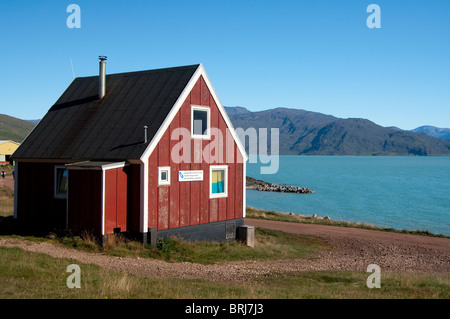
13;64;200;161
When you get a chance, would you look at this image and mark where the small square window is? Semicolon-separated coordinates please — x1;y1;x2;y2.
193;110;207;135
54;166;68;198
191;105;210;139
210;165;228;198
158;167;170;186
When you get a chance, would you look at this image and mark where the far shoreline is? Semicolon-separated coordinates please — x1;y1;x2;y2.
245;206;450;239
246;176;315;194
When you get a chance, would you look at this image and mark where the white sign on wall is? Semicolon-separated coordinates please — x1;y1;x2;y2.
178;170;203;182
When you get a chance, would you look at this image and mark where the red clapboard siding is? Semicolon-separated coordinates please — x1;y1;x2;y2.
148;150;158;228
179;98;192;226
201;138;210;224
104;169;117;234
208;93;219;223
199;78;210;224
116;167;128;231
79;170;94;232
158;187;169;230
91;172;103;234
68;169;102;234
191;76;201;105
158;128;170;230
227;135;236;220
217;99;227;221
200;75;210;106
189;79;201;226
104;167;128;234
169;112;180;229
235;150;244;218
148;75;244;231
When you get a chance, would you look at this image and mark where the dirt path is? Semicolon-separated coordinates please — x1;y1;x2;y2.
0;174;14;192
0;219;449;283
245;219;450;276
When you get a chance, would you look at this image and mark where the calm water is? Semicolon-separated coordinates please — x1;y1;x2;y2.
246;156;450;236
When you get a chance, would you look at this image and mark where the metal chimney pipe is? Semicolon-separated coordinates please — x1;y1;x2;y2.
98;56;107;99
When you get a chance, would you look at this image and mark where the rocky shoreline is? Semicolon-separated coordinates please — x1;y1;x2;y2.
246;176;315;194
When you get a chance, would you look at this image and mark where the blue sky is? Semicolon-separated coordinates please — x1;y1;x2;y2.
1;0;449;130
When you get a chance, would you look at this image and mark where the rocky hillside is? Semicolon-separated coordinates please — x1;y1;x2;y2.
0;114;36;143
225;107;450;156
410;126;450;140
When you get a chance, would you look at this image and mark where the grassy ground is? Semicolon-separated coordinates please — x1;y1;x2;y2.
246;207;449;238
46;228;331;264
0;165;14;218
0;246;448;299
1;184;449;299
0;164;14;174
0;187;14;217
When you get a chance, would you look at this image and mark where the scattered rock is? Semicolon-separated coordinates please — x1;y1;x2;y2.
246;176;315;194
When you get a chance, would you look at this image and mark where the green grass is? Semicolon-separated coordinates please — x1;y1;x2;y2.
246;206;450;238
50;228;332;264
0;114;36;143
0;186;14;217
0;246;448;299
1;184;448;299
148;228;331;263
251;271;450;299
0;164;15;174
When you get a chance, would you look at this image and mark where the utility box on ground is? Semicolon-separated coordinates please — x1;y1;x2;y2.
238;225;255;248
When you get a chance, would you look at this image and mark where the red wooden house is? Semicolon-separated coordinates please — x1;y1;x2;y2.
12;60;247;243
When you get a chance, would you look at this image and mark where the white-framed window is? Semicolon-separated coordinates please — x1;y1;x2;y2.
209;165;228;198
191;105;210;139
54;165;68;199
158;166;171;186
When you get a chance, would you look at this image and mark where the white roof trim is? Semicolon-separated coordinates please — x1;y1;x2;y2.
140;64;248;163
66;161;127;171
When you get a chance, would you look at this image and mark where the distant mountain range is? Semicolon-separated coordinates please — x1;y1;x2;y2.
225;107;450;156
409;126;450;141
26;119;41;124
1;109;449;156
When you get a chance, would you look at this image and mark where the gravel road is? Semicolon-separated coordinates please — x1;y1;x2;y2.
246;218;450;277
1;218;448;283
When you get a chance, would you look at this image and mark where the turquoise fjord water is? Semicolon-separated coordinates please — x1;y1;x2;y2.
246;156;450;236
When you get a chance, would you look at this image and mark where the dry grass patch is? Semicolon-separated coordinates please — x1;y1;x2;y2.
0;187;14;217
